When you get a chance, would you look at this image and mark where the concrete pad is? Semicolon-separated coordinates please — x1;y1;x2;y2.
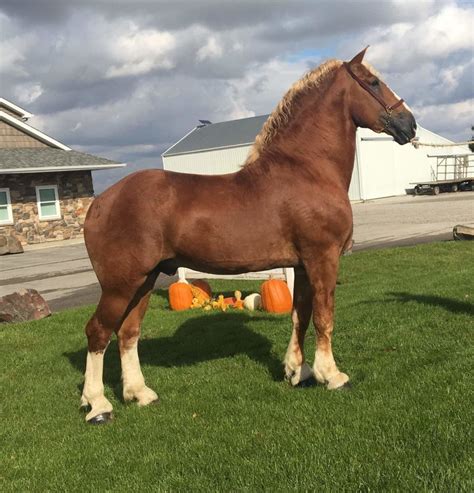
352;192;474;249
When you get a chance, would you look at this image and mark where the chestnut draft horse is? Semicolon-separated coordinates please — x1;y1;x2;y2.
81;47;416;423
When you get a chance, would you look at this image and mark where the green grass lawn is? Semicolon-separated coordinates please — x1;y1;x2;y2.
1;242;473;492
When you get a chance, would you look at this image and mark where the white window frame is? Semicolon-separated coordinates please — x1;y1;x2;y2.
0;187;13;225
36;185;61;221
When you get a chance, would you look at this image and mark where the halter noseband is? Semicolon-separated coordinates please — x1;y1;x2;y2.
343;62;404;117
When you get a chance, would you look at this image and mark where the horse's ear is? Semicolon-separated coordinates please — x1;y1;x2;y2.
349;46;369;65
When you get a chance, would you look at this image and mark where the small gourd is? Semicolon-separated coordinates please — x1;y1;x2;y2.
212;294;228;312
233;291;244;310
243;293;261;311
190;297;202;309
190;285;210;306
191;279;212;299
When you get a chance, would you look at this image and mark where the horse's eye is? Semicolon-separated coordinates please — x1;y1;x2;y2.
371;79;380;87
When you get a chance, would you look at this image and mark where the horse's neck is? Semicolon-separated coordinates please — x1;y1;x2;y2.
269;77;357;190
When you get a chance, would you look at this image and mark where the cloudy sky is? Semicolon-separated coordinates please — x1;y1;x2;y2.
1;0;473;191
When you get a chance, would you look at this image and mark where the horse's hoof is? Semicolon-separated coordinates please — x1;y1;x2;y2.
285;362;314;387
80;403;91;413
294;376;317;388
87;412;113;425
336;381;352;391
284;371;295;383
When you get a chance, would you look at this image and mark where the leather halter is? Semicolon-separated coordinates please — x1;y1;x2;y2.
343;62;404;116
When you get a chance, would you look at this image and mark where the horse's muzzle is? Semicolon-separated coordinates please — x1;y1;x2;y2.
385;112;417;145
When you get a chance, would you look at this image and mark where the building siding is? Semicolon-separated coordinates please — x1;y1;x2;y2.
0;171;94;244
0;121;50;148
356;127;467;200
163;145;251;175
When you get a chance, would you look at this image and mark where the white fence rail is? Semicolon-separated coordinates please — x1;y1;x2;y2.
178;267;295;297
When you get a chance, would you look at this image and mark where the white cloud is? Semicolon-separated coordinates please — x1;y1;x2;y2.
229;57;314;117
364;4;474;71
197;37;223;61
415;99;474;141
106;25;176;78
14;83;43;104
0;12;34;77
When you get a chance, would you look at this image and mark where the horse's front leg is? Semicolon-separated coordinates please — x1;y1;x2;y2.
306;250;350;390
284;267;314;386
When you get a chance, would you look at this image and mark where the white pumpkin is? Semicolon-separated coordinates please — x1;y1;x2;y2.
243;293;261;311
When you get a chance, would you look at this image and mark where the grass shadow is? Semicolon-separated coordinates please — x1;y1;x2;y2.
139;312;282;378
388;292;474;316
152;289;169;305
65;311;284;401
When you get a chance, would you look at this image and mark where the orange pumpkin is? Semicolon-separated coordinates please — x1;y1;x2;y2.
168;282;193;311
224;296;236;305
260;278;292;313
191;280;212;299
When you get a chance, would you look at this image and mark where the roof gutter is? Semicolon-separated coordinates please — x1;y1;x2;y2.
1;163;126;174
161;126;199;158
0;98;33;118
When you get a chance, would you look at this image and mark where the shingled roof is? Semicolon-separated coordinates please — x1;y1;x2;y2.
0;98;125;173
0;148;124;173
162;114;269;156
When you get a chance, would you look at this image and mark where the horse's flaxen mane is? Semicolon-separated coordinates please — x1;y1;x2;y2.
245;59;343;164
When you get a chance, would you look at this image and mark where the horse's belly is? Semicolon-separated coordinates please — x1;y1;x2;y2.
175;242;299;275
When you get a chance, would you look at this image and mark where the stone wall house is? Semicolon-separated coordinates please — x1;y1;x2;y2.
0;98;124;245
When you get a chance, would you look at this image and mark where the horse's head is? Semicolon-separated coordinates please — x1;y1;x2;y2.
344;47;416;145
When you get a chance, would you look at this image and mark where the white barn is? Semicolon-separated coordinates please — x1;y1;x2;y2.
162;114;465;201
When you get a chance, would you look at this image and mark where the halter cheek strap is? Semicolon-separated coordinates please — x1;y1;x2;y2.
343;62;404;115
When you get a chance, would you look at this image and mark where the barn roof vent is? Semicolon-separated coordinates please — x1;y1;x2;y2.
198;119;212;127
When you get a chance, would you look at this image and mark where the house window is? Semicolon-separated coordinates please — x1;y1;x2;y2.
0;188;13;225
36;185;61;220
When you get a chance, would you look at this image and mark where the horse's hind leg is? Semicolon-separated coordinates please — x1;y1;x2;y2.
82;293;130;423
284;268;314;386
117;273;159;406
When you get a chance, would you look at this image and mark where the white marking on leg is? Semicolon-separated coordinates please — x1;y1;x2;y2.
314;347;349;389
82;350;113;421
284;311;301;374
284;309;313;386
288;362;313;386
121;340;158;406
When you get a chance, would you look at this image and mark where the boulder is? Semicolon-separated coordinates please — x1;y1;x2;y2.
0;289;51;323
0;234;24;255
